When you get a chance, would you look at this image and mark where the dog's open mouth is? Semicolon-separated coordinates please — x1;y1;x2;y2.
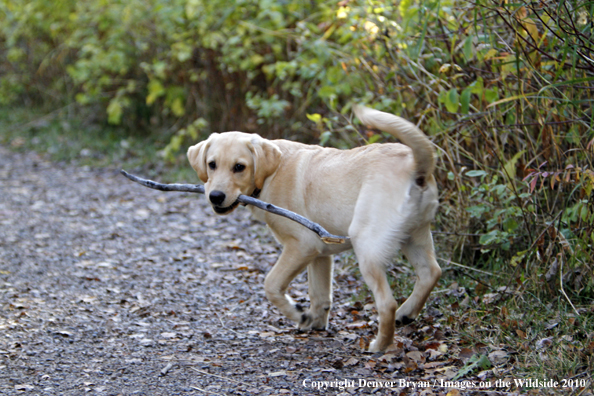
212;200;240;214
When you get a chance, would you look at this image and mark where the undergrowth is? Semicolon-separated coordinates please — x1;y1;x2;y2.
0;106;195;181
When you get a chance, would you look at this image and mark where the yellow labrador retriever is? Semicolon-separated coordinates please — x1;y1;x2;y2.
187;105;441;352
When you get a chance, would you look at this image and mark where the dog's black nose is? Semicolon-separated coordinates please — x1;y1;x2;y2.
209;190;226;205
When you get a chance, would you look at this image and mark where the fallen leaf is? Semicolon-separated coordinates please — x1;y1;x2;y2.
403;359;417;373
425;341;441;350
385;343;404;354
488;350;508;365
406;350;425;363
364;360;376;369
535;337;552;350
459;347;474;359
424;361;447;369
331;359;344;369
345;321;368;329
545;321;559;330
426;348;443;360
482;293;500;304
359;337;367;350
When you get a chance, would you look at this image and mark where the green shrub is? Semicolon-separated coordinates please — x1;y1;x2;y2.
1;0;592;301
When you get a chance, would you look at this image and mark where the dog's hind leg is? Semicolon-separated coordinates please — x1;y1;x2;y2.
264;244;318;325
396;225;441;325
301;255;333;330
350;223;399;352
355;249;398;352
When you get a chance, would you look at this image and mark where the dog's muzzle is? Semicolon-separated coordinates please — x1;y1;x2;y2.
209;190;239;214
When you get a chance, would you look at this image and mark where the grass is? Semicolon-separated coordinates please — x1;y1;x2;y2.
1;104;592;392
431;265;593;386
0;105;197;182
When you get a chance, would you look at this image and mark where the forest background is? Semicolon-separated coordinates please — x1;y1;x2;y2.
0;0;592;383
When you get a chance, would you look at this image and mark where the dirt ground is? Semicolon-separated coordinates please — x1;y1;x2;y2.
1;146;521;395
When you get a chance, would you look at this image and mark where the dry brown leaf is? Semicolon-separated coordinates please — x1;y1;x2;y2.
379;353;398;363
364;360;376;369
406;350;425;363
424;361;447;369
459;347;474;359
426;348;443;360
384;343;404;356
403;360;417;373
359;337;368;350
425;341;441;350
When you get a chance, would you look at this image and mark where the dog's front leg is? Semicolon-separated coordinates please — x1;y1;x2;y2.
302;255;333;330
264;244;317;325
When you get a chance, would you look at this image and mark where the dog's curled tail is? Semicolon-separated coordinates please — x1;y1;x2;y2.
353;104;435;187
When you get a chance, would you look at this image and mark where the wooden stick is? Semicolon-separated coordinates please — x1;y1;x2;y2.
121;170;348;244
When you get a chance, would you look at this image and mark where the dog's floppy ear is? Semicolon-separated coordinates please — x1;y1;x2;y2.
250;137;282;189
187;134;217;183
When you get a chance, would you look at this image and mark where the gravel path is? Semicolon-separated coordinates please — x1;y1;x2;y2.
0;146;474;396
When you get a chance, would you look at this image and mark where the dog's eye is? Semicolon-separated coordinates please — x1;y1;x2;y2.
208;161;216;170
233;163;246;173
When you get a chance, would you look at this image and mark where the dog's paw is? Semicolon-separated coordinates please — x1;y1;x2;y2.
395;315;415;326
368;338;393;353
298;311;328;331
395;304;417;326
299;312;313;329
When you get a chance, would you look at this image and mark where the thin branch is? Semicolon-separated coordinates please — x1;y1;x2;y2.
437;257;502;278
560;1;594;52
190;367;244;385
121;170;349;245
492;4;594;72
559;255;580;316
538;4;594;66
12;102;78;132
189;386;224;396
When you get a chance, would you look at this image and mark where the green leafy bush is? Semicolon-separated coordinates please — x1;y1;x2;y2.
1;0;592;301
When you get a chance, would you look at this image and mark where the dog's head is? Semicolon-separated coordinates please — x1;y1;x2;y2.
187;132;282;215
